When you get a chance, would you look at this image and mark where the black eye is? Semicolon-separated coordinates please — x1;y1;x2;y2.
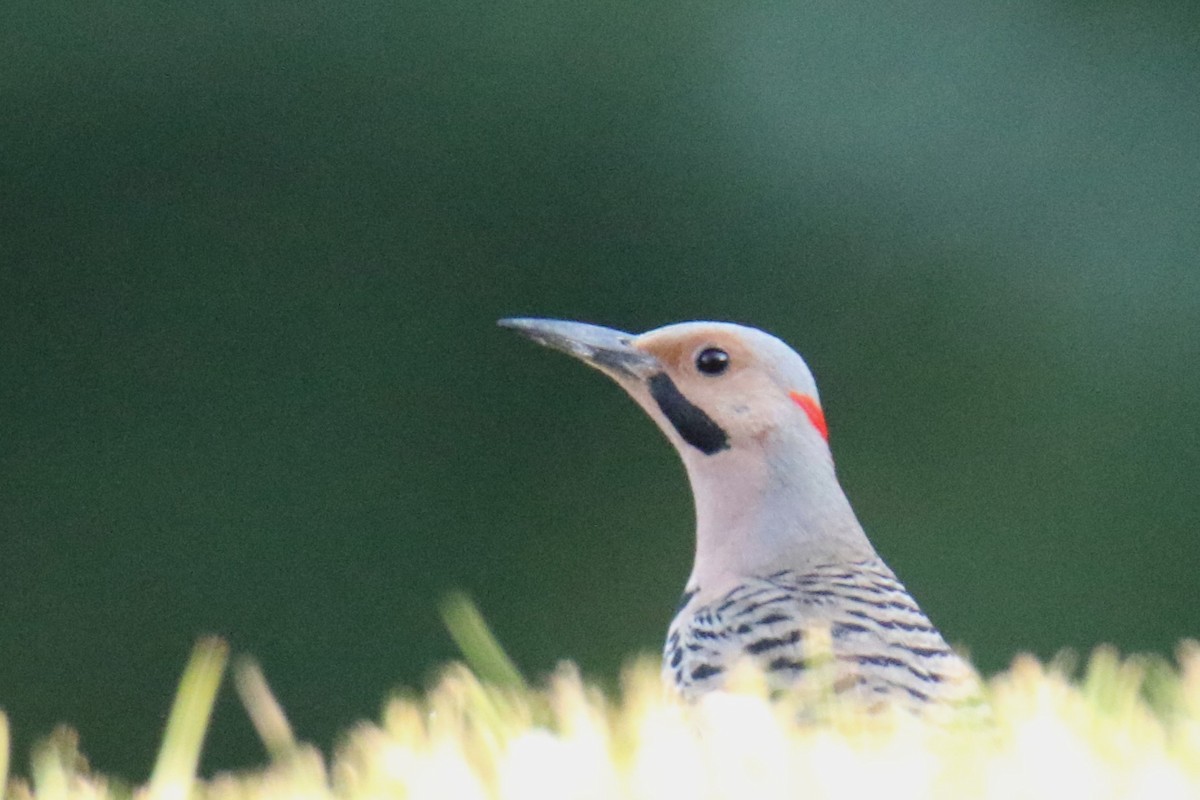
695;347;730;375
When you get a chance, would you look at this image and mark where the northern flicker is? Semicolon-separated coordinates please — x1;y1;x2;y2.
499;318;977;707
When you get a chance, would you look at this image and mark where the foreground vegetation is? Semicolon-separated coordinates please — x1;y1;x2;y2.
3;601;1198;800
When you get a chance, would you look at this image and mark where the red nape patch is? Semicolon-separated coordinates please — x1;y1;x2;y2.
788;391;829;441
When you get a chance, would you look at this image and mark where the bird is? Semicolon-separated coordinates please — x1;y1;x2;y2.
498;317;978;709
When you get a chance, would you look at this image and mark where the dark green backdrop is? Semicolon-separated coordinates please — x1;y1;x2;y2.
4;0;1198;780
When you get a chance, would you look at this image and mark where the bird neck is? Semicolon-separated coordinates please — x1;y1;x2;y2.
681;431;877;593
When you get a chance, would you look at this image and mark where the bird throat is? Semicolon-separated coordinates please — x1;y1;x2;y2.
647;373;730;455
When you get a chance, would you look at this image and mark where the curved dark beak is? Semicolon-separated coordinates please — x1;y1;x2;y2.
498;318;659;380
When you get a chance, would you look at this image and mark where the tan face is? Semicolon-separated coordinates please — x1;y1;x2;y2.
629;323;827;451
632;328;781;444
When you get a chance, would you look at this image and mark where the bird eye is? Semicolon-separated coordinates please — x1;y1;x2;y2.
695;347;730;376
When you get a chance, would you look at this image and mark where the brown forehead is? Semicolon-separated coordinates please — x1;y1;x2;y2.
634;327;756;371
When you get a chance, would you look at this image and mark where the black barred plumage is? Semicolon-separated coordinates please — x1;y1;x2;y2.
664;559;975;705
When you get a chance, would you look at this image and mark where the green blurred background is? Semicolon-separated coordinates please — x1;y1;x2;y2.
3;0;1198;780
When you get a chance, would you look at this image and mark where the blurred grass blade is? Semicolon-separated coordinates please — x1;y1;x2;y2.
147;637;229;800
30;727;82;800
440;592;526;690
3;640;1200;798
0;710;8;800
233;657;298;761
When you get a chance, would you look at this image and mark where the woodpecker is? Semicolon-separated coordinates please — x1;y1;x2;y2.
499;318;978;708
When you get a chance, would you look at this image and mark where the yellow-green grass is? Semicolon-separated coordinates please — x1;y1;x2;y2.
3;599;1198;800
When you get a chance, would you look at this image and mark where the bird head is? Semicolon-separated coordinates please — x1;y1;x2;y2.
498;318;830;459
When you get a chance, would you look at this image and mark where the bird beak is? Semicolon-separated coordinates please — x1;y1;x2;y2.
498;318;660;380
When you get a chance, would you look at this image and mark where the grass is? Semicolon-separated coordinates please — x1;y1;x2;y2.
2;599;1198;800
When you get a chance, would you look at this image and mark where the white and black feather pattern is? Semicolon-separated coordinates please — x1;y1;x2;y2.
664;558;977;706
